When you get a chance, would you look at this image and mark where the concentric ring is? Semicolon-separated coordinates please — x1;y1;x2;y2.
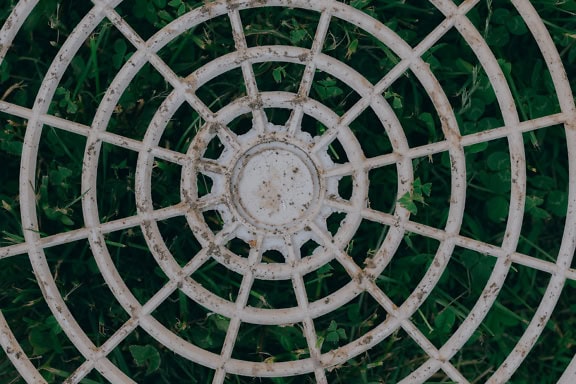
0;0;574;383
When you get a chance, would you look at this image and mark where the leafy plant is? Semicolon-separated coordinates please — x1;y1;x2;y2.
397;177;432;215
128;345;161;375
0;1;574;383
317;320;347;349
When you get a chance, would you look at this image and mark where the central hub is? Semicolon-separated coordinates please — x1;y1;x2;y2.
230;142;320;229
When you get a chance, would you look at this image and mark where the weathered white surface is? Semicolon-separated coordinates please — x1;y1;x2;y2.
0;0;574;383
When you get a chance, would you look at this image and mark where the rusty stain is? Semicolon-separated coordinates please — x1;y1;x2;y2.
0;0;573;383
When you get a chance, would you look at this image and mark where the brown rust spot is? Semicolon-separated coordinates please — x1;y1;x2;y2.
538;315;547;327
415;290;425;300
361;335;373;345
298;52;309;62
364;257;376;269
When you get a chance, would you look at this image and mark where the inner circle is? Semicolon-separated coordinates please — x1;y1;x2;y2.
231;142;320;229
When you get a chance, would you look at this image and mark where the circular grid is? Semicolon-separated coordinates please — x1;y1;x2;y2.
0;0;575;383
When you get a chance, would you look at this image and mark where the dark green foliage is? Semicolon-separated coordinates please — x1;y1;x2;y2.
0;1;574;383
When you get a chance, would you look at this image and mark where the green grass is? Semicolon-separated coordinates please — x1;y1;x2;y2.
1;0;575;383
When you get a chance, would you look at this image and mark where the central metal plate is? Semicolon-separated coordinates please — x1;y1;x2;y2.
231;141;321;230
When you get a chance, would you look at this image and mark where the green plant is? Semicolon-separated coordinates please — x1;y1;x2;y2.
397;177;432;215
0;1;575;383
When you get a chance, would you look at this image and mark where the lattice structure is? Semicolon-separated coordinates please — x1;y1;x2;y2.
0;0;575;383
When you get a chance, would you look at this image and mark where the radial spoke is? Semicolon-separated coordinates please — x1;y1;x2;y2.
308;220;416;348
308;221;363;280
460;113;567;145
296;278;328;383
78;278;201;381
285;239;328;383
213;234;263;384
323;162;355;178
196;158;228;175
399;320;469;383
147;54;215;121
212;234;264;384
1;0;575;382
95;318;141;361
287;10;332;136
320;10;459;134
309;220;399;315
0;243;29;259
228;9;267;133
84;283;179;369
66;360;97;384
3;96;566;175
102;7;215;121
314;0;481;154
298;11;332;97
324;196;355;215
312;125;344;154
216;123;242;153
361;206;573;279
0;203;186;260
0;101;191;167
364;112;567;171
194;193;226;212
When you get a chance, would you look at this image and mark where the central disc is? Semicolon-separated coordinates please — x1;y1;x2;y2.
231;142;320;229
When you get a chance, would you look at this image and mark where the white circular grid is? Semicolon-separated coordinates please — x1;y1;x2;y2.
0;0;574;383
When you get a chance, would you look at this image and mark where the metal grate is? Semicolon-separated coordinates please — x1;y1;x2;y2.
0;0;575;383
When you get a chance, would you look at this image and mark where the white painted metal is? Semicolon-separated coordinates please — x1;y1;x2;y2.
0;0;574;383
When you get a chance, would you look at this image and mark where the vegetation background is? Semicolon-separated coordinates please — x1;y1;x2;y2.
0;0;575;383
